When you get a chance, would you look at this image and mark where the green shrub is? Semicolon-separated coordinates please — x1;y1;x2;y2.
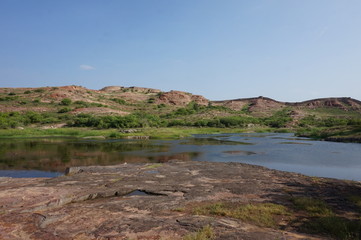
34;88;45;93
291;197;333;217
157;104;166;108
0;96;18;101
303;217;361;240
70;113;164;129
0;111;62;129
60;98;72;106
58;107;72;113
183;225;215;240
110;98;127;105
147;97;155;103
263;109;292;128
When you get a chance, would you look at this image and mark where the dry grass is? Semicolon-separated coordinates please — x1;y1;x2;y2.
192;202;289;228
291;197;333;217
183;225;215;240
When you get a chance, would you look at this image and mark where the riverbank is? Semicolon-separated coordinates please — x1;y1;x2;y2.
1;126;360;144
296;125;361;143
1;161;360;239
0;126;287;139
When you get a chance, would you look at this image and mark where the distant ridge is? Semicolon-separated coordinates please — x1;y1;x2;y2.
0;85;360;116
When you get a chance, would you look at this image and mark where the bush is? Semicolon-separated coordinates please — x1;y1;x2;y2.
263;109;292;128
34;88;45;93
0;96;18;101
60;98;72;106
0;111;62;129
58;107;72;113
110;98;127;105
71;113;165;129
147;97;156;104
299;115;352;128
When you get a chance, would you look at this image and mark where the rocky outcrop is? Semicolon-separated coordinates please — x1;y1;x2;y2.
288;97;361;111
1;161;360;239
100;86;161;94
127;87;161;94
100;86;124;92
247;97;285;113
212;97;285;116
156;91;209;106
213;97;361;115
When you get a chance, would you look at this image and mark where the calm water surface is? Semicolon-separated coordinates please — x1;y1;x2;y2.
0;133;360;181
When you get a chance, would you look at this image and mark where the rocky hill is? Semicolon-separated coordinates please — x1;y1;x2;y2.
0;85;360;121
213;96;361;112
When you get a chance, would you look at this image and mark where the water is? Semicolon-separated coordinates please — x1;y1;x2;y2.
0;133;360;181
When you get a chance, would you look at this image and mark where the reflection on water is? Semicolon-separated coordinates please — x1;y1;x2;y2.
279;142;312;145
222;150;256;156
0;138;200;177
180;137;253;145
1;133;361;181
271;137;315;141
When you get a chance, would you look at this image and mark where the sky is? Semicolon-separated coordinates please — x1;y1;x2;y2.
0;0;360;102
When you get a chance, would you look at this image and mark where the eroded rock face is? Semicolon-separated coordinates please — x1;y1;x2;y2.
289;97;361;111
156;91;209;106
100;86;161;94
0;162;359;240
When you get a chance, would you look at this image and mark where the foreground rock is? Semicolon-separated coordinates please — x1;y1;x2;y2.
1;162;361;240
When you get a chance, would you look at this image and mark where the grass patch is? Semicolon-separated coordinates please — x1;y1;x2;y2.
172;207;186;212
0;128;121;139
296;126;361;142
349;195;361;211
123;127;249;139
291;197;361;239
192;202;289;228
110;177;124;182
0;127;254;139
144;163;163;169
291;197;333;217
183;225;215;240
302;216;361;240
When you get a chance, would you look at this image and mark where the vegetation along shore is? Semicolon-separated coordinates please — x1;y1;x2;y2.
0;85;360;142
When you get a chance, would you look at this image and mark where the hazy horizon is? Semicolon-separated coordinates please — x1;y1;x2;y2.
1;1;361;102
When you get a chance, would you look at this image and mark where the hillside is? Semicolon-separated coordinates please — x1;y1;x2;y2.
1;85;360;116
0;85;360;141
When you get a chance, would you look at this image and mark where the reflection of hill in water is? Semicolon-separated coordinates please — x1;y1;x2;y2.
0;139;197;173
181;137;253;145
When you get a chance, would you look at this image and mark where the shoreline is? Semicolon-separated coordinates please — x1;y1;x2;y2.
0;126;360;143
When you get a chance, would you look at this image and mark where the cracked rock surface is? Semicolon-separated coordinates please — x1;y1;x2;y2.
1;161;360;239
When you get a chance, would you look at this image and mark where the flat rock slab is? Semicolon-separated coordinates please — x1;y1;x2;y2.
0;161;360;239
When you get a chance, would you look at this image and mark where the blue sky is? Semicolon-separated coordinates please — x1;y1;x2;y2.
0;0;360;101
